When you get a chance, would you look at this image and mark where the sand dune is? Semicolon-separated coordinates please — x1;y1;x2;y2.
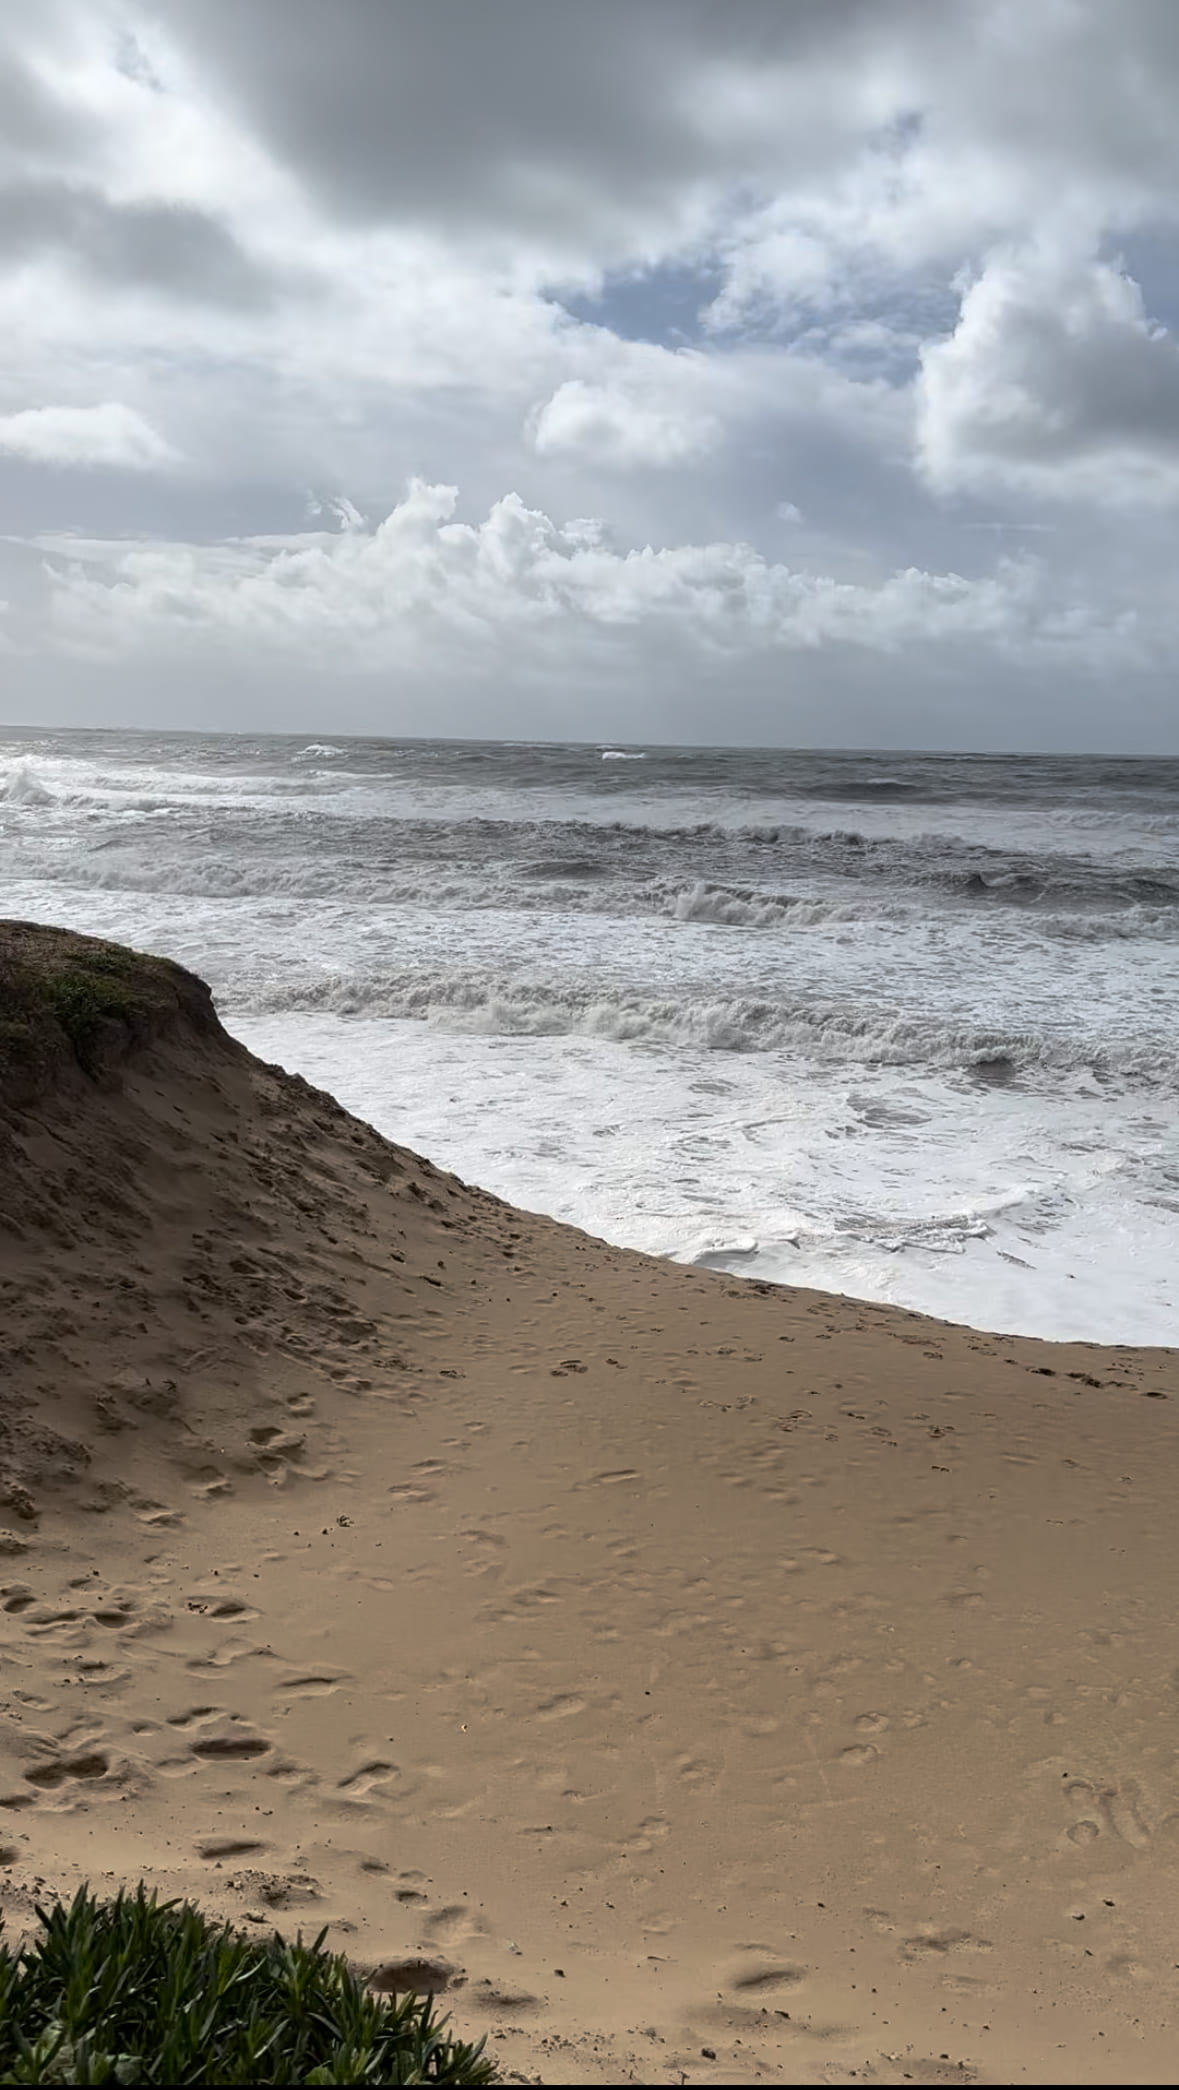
2;920;1177;2085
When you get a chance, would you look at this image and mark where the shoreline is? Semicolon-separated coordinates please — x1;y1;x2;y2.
3;923;1177;2084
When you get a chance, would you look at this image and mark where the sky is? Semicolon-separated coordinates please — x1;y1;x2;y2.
1;0;1178;751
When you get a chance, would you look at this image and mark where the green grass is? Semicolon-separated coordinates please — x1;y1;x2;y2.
0;1886;497;2085
40;964;140;1064
0;924;205;1095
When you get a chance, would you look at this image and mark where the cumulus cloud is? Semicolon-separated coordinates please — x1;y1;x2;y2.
530;377;718;467
0;1;1178;741
917;246;1179;505
0;401;177;470
36;479;1112;679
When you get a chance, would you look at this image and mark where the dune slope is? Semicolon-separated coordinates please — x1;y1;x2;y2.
2;920;1177;2086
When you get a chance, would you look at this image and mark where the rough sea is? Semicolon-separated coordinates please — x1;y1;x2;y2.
2;727;1177;1344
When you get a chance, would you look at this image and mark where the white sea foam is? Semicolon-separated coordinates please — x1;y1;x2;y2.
2;726;1176;1340
228;1010;1179;1345
0;763;56;806
231;966;1179;1087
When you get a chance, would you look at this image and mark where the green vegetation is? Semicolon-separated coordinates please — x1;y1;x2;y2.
0;1885;496;2085
0;923;210;1095
40;950;142;1063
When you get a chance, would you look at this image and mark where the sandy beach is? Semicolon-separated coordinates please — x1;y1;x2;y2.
2;920;1177;2086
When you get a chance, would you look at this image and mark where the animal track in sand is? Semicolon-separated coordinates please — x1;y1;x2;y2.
838;1743;879;1767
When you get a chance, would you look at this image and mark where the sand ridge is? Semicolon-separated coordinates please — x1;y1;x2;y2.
2;923;1178;2084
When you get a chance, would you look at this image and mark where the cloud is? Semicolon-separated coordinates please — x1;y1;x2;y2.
34;479;1112;679
0;402;177;470
149;0;933;269
916;245;1179;504
530;377;718;467
0;179;273;306
0;1;1178;744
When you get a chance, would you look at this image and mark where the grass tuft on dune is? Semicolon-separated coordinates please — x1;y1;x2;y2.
0;1883;497;2086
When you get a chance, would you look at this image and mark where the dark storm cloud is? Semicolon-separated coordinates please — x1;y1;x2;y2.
150;0;1179;255
0;179;273;307
150;0;949;253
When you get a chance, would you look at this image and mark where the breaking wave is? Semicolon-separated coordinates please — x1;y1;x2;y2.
226;968;1179;1090
0;764;56;807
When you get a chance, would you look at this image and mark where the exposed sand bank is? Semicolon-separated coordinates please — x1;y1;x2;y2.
2;921;1177;2084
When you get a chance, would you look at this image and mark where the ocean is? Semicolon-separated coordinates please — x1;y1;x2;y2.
2;727;1177;1344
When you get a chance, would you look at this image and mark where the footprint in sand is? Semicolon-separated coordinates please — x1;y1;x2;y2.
620;1815;671;1855
368;1955;460;1995
24;1752;110;1789
197;1837;270;1859
839;1743;879;1766
337;1759;398;1795
729;1962;807;1994
423;1905;490;1949
535;1694;587;1723
469;1981;538;2015
191;1735;271;1762
1063;1775;1151;1848
674;1755;722;1790
899;1928;992;1963
166;1705;222;1729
